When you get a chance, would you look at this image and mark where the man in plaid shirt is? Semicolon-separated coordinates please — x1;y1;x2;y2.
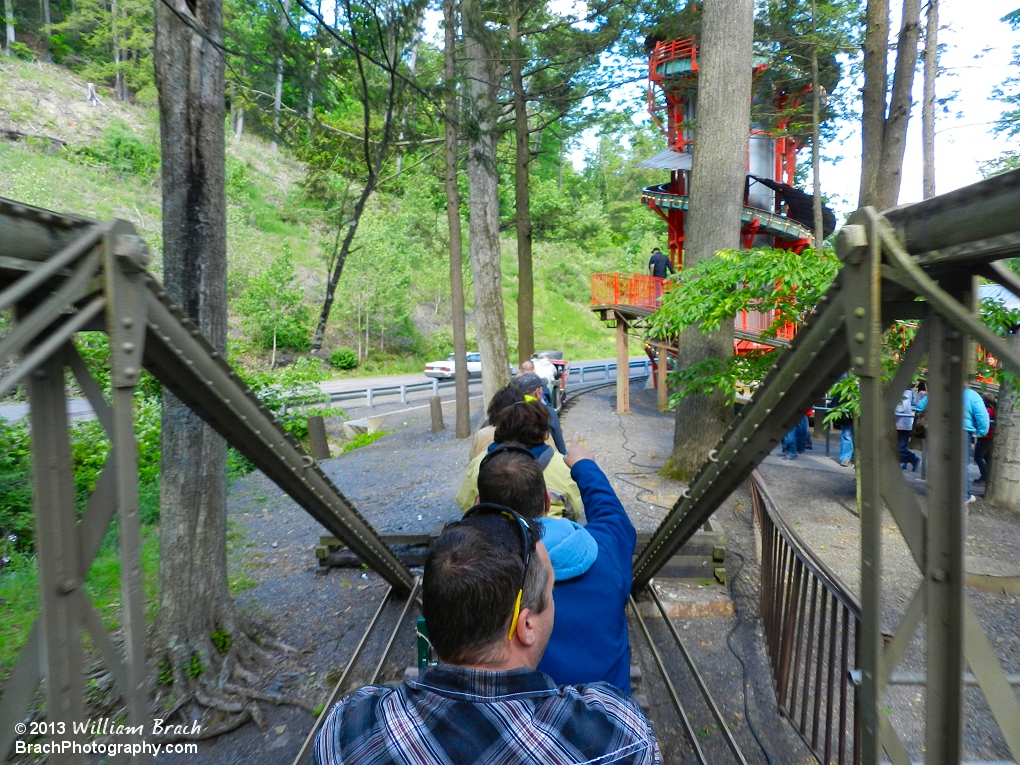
313;485;660;765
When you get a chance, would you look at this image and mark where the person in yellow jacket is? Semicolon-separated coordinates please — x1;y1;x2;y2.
456;397;583;521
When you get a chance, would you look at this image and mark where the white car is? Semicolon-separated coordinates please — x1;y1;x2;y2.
424;352;482;379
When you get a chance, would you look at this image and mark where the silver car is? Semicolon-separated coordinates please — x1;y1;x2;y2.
424;352;482;379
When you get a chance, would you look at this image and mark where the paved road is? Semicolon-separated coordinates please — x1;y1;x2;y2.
0;356;645;423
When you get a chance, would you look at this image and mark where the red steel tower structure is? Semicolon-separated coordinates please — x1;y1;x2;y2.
638;36;833;268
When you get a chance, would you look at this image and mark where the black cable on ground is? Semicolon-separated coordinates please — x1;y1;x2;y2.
610;401;675;514
725;549;774;765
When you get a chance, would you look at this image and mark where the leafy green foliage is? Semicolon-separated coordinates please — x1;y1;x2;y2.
649;247;840;403
185;654;205;678
235;249;312;353
238;356;330;441
48;0;155;95
329;347;358;370
69;122;161;177
11;42;35;61
342;430;389;453
211;627;232;654
0;420;33;551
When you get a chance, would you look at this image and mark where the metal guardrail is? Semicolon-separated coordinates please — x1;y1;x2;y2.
328;359;653;409
750;470;861;765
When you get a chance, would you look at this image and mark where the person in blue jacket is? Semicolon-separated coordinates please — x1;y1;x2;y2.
476;435;636;693
914;384;990;501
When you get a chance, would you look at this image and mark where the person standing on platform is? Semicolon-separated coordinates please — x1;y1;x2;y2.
648;248;674;301
648;247;674;280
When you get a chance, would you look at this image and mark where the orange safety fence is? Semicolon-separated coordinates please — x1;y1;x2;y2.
591;272;668;313
735;308;798;343
650;37;697;68
592;273;799;344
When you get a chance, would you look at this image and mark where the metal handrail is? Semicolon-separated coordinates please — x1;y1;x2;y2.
326;359;653;409
749;470;860;765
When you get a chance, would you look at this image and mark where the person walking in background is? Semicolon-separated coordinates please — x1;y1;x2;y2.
914;382;990;502
781;413;810;460
830;385;855;467
895;387;920;471
648;247;674;279
973;392;996;488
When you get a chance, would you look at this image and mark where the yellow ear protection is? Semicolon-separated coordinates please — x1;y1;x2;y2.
462;502;534;641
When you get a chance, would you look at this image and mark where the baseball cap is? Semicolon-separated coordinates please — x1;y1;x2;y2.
515;372;544;393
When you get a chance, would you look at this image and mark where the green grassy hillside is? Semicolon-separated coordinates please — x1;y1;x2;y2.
1;57;619;366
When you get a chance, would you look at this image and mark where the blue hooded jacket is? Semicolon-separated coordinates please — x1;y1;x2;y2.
536;459;636;693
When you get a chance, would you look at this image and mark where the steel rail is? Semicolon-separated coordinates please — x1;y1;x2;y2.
629;596;708;765
647;583;750;765
291;586;394;765
370;578;421;685
634;169;1020;594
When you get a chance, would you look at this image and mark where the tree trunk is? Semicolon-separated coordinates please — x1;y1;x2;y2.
4;0;15;52
41;0;52;61
922;0;938;200
305;0;321;140
111;0;125;101
310;177;380;351
859;0;889;209
873;0;921;210
234;107;244;142
462;0;511;408
154;0;256;688
811;0;824;250
509;3;534;365
986;333;1020;512
271;0;289;152
444;0;470;439
666;0;753;479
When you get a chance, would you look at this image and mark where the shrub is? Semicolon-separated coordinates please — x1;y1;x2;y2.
11;42;35;61
70;121;161;177
329;347;358;370
235;249;312;354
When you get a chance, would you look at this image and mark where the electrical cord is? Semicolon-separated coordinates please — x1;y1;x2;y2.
725;548;774;765
610;403;675;516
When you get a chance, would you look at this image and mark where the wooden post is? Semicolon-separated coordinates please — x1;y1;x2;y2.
307;415;330;460
616;313;629;414
430;396;445;433
657;345;668;411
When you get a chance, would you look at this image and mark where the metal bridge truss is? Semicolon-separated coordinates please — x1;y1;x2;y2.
1;169;1019;765
0;197;415;763
633;169;1020;764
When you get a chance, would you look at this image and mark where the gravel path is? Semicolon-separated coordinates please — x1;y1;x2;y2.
158;381;1019;765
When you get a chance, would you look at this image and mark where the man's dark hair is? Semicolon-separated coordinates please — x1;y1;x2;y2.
652;247;661;253
486;384;525;426
423;515;548;664
478;443;547;519
494;400;550;447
